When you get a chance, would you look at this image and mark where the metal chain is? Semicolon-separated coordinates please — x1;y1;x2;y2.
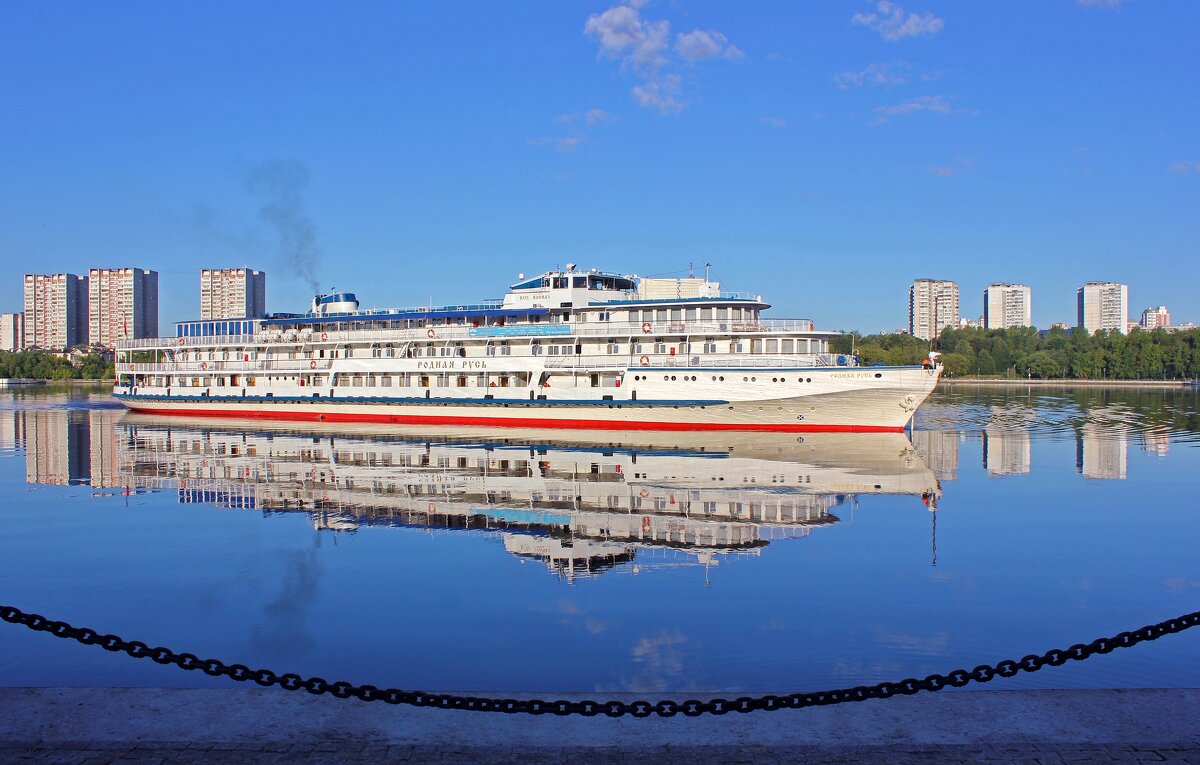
2;603;1197;717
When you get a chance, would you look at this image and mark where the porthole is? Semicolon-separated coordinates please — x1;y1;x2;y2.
781;378;787;383
751;377;756;382
743;377;749;382
772;377;777;383
664;375;670;381
670;375;676;381
874;373;883;379
806;377;812;383
719;376;725;382
711;376;717;381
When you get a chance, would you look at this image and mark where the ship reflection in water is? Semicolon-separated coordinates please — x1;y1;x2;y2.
12;407;945;581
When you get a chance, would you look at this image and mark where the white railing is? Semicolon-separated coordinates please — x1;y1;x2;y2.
117;318;825;352
125;360;335;373
544;353;854;370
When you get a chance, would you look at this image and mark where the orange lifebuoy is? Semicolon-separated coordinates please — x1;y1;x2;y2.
642;516;651;532
321;332;328;342
177;338;184;346
426;329;436;339
128;363;134;371
639;355;650;366
200;362;208;371
639;489;649;498
309;360;317;369
641;322;652;334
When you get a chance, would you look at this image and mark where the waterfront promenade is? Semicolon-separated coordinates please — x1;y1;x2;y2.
2;688;1198;763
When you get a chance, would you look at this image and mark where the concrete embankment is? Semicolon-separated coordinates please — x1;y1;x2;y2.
1;688;1198;763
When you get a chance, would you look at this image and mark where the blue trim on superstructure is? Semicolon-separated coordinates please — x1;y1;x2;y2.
263;307;550;327
590;297;765;306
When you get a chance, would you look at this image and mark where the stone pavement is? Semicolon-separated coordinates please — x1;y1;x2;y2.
1;688;1199;763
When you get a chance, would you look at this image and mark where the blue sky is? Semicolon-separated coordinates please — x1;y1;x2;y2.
1;1;1196;332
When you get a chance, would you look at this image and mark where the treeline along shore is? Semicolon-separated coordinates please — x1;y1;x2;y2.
831;326;1200;381
0;351;114;381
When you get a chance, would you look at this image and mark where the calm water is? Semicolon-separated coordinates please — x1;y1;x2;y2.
0;383;1197;693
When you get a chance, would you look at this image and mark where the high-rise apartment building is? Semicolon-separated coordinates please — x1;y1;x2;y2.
1140;306;1170;330
0;312;25;351
88;268;159;348
983;283;1032;329
909;279;959;341
23;273;89;350
200;268;267;320
1077;281;1128;335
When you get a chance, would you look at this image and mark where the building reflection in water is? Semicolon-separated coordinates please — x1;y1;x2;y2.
21;409;945;581
1076;422;1128;480
912;430;959;482
982;430;1031;477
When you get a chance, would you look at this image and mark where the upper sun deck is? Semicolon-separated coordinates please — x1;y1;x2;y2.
117;268;823;350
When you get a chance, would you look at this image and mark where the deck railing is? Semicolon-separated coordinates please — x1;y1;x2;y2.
116;319;822;352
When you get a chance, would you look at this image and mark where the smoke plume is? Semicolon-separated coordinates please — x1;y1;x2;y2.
245;160;322;293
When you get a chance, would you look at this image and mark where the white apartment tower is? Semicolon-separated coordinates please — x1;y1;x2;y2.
23;273;89;350
88;268;159;348
1140;306;1170;330
1077;282;1128;335
200;268;267;320
0;312;25;352
983;283;1032;329
909;279;960;341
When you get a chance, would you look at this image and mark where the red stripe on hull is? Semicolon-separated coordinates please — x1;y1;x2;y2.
123;405;904;433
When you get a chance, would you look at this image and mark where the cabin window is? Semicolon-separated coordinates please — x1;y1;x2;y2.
717;307;729;320
457;375;468;387
766;339;778;353
633;343;643;354
353;376;364;387
419;376;430;387
751;340;763;354
782;339;794;353
440;346;451;357
486;345;496;356
548;345;559;356
700;307;712;321
532;343;543;356
437;373;449;387
670;309;682;322
654;342;667;354
642;309;654;323
607;343;620;354
656;309;668;322
500;344;511;356
704;341;717;353
732;341;744;353
367;376;377;387
686;308;697;321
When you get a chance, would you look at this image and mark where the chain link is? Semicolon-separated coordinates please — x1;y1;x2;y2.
2;603;1196;718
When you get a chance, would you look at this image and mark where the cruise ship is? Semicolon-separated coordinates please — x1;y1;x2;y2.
113;267;942;432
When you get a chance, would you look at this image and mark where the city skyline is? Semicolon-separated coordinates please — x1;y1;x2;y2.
0;2;1195;333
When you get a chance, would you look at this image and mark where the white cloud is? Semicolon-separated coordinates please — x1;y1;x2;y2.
532;108;612;152
852;1;944;42
762;116;787;128
584;2;740;115
874;94;952;121
584;3;669;74
633;74;684;115
1167;161;1198;175
675;29;743;62
584;108;610;126
835;62;909;90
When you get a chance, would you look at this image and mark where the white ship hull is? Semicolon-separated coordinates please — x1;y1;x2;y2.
115;365;940;432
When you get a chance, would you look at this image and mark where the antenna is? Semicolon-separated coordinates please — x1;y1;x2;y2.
704;262;712;282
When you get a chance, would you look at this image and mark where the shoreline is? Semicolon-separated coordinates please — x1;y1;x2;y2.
939;378;1193;388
